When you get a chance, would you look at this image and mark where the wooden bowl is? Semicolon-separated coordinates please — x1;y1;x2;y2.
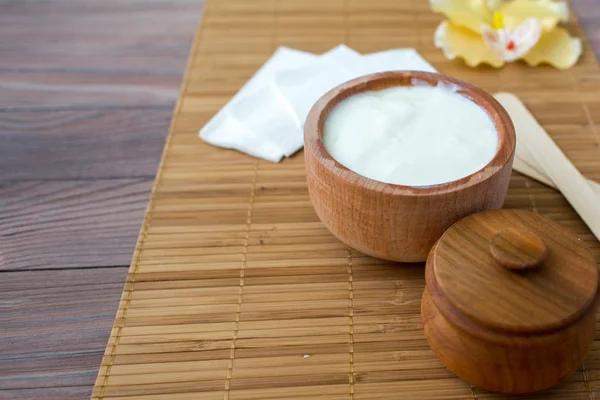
422;209;599;394
304;71;516;262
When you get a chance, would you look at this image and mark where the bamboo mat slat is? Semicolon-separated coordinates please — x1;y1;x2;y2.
92;0;600;399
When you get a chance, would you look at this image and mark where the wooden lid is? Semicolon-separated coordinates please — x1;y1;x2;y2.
432;209;598;333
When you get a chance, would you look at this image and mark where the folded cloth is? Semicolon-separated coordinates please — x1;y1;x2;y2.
199;45;437;162
273;45;363;131
200;47;317;162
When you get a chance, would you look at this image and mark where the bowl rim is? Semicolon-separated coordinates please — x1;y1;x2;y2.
304;70;516;196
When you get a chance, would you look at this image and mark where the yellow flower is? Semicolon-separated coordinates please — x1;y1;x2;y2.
431;0;582;69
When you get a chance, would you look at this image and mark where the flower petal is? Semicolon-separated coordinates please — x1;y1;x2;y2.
435;20;504;67
481;25;505;60
510;18;543;60
497;0;569;31
523;27;582;69
430;0;492;33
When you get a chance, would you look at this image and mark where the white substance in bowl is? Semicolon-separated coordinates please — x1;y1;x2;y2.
323;85;499;186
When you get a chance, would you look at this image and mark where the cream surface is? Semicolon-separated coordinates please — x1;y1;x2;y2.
323;85;499;186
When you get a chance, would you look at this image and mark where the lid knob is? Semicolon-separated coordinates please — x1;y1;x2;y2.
489;227;548;270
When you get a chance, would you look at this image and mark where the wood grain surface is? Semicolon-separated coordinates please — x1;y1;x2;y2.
0;1;597;399
0;1;203;399
0;109;174;180
0;0;203;272
434;210;598;333
489;226;549;269
423;210;599;393
0;179;153;269
0;268;127;399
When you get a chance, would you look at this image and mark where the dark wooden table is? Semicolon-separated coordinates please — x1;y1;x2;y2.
0;1;598;399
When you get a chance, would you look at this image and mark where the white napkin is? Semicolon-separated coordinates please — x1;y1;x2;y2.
199;45;437;162
200;47;317;162
273;45;363;129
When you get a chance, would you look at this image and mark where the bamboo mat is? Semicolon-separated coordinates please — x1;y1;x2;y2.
92;0;600;399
